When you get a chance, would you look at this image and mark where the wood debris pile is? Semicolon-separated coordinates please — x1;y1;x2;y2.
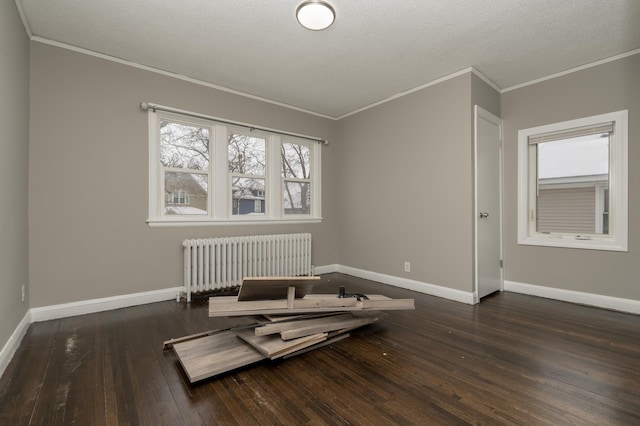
167;277;415;383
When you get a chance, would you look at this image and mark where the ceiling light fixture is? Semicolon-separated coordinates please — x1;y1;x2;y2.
296;1;335;31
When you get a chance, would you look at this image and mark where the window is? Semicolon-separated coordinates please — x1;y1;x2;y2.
282;141;311;215
167;190;190;205
518;110;627;251
148;110;322;225
160;120;209;216
228;130;267;216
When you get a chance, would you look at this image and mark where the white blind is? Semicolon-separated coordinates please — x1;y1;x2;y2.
528;122;614;145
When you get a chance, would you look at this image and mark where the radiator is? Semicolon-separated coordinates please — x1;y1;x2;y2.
182;233;312;302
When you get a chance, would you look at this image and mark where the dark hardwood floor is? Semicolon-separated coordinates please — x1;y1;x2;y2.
1;273;639;425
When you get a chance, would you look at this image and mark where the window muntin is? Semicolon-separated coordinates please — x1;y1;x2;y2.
148;110;322;225
517;110;627;251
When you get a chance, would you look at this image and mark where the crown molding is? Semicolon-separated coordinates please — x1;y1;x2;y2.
501;48;640;93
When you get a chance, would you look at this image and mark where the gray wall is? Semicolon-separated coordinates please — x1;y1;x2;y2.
336;74;476;292
29;43;338;307
0;2;30;349
501;54;640;300
471;74;501;118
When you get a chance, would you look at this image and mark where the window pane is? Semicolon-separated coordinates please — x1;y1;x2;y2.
231;177;265;215
281;143;310;179
164;171;208;215
228;133;266;176
536;134;609;234
160;121;209;170
284;181;310;215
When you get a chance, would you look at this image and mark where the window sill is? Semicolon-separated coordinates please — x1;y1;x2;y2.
518;234;627;252
147;217;323;227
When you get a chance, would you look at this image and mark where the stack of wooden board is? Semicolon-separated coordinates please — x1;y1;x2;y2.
169;277;414;383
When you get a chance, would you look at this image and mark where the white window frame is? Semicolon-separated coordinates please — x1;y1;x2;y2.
517;110;628;251
148;110;322;226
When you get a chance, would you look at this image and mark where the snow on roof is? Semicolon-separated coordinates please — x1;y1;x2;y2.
165;206;207;215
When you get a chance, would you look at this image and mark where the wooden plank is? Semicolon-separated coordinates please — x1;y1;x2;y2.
209;296;354;317
261;312;339;322
361;298;415;310
234;329;327;359
280;315;379;340
209;294;414;317
163;317;262;349
269;335;330;359
209;296;288;313
286;285;295;308
283;333;351;359
255;313;352;336
237;276;320;301
293;297;359;309
172;331;266;383
210;305;354;317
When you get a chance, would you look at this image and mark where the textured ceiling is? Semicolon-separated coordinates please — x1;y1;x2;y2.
16;0;640;118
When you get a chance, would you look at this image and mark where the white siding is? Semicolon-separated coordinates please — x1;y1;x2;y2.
537;187;595;233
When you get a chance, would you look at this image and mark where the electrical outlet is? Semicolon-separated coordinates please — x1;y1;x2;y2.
404;262;411;272
21;284;25;302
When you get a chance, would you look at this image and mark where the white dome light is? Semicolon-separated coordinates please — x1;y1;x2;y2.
296;1;335;31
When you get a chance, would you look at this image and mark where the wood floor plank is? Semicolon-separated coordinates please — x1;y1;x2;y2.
25;314;106;426
0;321;59;425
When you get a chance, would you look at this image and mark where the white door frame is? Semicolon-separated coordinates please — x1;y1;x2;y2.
473;105;504;303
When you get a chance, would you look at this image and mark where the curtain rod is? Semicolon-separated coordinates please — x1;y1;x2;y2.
140;102;328;145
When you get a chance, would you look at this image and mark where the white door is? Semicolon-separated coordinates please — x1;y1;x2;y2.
475;106;503;300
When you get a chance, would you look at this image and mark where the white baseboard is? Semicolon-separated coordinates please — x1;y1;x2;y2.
314;264;339;275
30;286;183;322
318;264;475;304
504;280;640;315
0;310;31;379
